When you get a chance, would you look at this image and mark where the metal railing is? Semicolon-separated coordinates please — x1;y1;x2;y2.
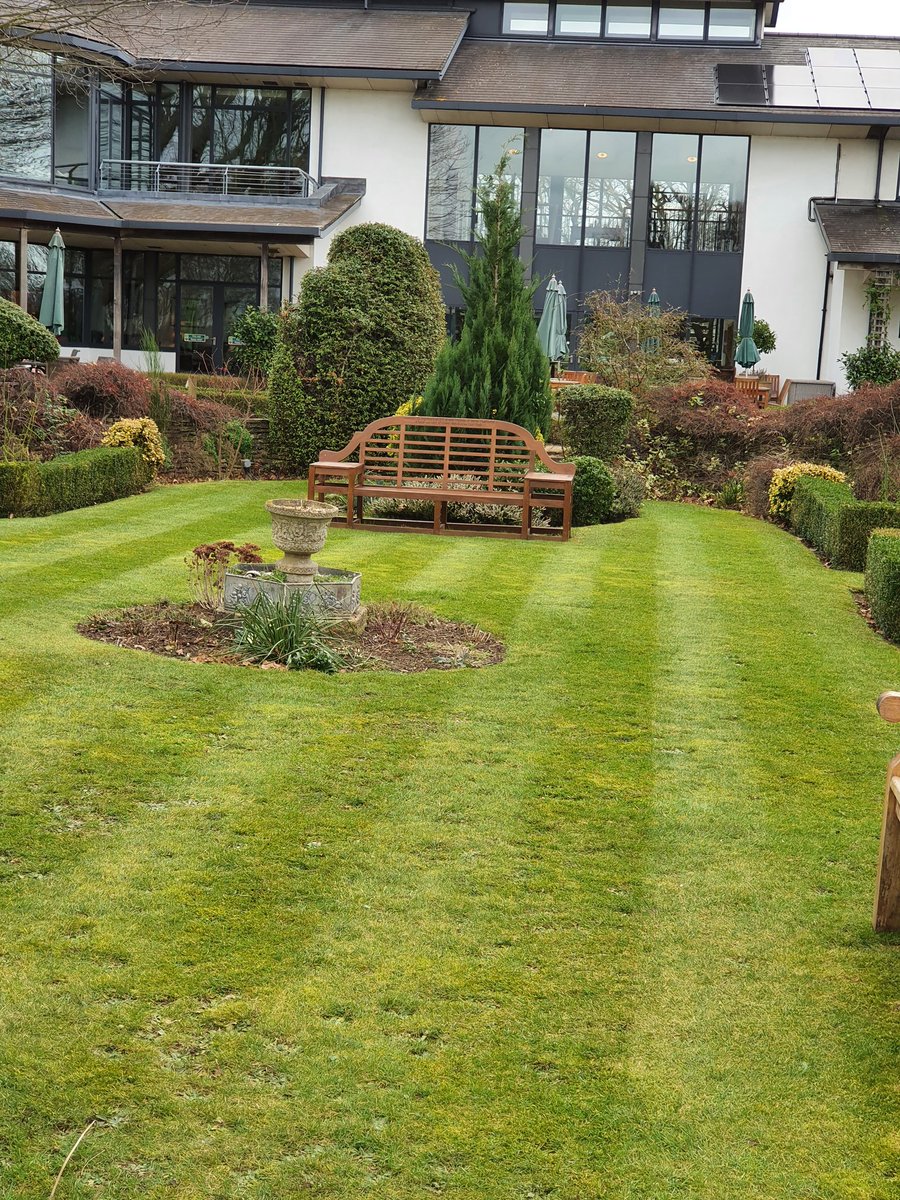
99;159;317;198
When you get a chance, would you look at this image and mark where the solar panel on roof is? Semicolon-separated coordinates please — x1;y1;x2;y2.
715;63;767;105
855;48;900;69
808;47;858;68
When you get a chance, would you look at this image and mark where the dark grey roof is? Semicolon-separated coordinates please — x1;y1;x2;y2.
0;184;364;238
414;33;900;123
814;201;900;263
33;4;470;79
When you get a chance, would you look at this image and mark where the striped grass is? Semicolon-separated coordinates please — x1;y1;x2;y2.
0;483;899;1197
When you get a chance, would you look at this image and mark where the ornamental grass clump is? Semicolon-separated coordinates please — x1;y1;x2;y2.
185;541;263;609
101;417;165;474
768;462;847;521
230;590;346;673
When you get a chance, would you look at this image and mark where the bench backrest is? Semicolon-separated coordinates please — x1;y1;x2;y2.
321;416;573;491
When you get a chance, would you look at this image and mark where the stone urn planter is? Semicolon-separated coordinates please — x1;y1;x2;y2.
265;498;339;583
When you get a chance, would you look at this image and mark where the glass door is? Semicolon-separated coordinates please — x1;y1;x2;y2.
223;285;258;371
179;283;217;372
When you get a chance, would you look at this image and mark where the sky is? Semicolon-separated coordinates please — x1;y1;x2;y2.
776;0;899;36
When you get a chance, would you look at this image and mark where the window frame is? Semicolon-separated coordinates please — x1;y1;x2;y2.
424;123;525;243
648;131;750;254
536;128;638;248
499;1;761;43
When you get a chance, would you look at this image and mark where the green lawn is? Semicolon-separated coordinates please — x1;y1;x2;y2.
2;484;900;1199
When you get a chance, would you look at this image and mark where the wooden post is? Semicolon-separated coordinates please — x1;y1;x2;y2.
875;692;900;931
259;243;269;312
17;227;27;312
112;236;123;363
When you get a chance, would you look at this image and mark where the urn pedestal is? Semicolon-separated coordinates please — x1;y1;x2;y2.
264;499;339;583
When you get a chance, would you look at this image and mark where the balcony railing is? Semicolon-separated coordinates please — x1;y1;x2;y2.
99;159;317;198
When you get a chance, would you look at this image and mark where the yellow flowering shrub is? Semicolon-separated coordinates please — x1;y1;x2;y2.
395;397;423;418
768;461;847;520
101;417;165;474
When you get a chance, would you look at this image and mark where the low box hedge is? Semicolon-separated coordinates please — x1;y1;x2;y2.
866;529;900;643
790;476;900;570
0;446;151;517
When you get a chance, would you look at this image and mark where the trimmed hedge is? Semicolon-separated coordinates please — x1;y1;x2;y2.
570;456;614;526
790;475;900;570
0;446;151;516
558;384;634;460
866;529;900;643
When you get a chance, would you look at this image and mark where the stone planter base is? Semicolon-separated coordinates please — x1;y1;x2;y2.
223;563;363;624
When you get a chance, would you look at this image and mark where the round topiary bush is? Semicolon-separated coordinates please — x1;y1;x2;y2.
269;223;446;472
570;455;615;526
0;297;60;368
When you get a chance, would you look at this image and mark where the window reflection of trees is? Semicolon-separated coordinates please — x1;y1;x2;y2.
426;125;523;242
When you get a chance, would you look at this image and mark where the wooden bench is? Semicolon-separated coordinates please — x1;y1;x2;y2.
307;415;576;540
875;691;900;931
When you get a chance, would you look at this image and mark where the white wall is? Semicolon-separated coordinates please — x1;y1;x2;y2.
741;133;899;392
314;87;429;266
60;347;176;371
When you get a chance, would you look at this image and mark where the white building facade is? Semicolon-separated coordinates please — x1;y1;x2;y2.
0;0;897;390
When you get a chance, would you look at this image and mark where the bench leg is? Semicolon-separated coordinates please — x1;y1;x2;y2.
875;754;900;931
433;500;446;534
346;477;355;527
307;466;317;502
356;494;364;525
521;482;531;538
561;484;573;541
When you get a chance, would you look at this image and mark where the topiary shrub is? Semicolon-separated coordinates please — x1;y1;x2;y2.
558;385;634;460
270;223;446;472
570;456;614;526
866;529;900;642
56;360;151;418
101;417;165;474
752;317;777;356
790;475;854;560
608;461;645;521
768;462;847;521
0;297;59;368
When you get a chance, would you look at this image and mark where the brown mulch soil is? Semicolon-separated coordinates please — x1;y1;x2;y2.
77;601;505;674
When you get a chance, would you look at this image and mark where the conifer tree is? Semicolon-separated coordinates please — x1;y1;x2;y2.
421;158;551;434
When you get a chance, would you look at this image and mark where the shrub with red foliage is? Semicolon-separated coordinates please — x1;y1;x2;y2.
0;368;104;460
55;360;151;419
168;389;241;434
766;382;900;464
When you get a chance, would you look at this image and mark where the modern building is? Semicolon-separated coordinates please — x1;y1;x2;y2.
1;0;898;388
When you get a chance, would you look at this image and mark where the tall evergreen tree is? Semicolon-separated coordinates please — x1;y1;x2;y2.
421;158;551;434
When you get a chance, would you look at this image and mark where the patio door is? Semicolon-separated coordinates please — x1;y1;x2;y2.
178;282;257;372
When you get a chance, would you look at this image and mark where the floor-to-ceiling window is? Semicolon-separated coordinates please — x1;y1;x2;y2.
537;129;636;246
426;124;524;242
190;86;311;173
0;50;52;183
649;133;748;251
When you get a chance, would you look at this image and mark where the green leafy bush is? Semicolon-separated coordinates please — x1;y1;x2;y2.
0;297;59;368
101;417;165;473
558;385;634;460
270;223;446;472
609;461;645;520
0;446;150;516
228;306;279;380
752;317;777;356
841;345;900;391
866;529;900;642
570;456;614;526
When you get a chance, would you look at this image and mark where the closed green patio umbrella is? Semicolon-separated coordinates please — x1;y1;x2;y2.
537;274;569;364
735;288;760;371
38;228;65;337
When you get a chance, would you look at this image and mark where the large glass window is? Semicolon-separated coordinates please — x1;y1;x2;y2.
190;85;310;174
538;129;635;247
54;67;90;186
0;49;52;182
0;242;15;303
555;4;603;36
709;3;757;40
649;133;699;250
426;125;523;241
650;133;748;251
658;5;706;39
697;135;748;251
605;5;652;37
585;131;636;247
502;2;550;33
